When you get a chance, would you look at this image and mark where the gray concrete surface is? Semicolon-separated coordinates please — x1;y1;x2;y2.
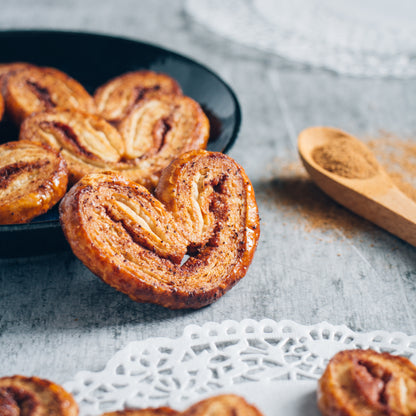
0;0;415;384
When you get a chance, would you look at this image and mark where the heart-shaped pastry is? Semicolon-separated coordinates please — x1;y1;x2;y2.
0;140;68;224
101;394;262;416
3;65;95;124
59;150;259;309
0;375;78;416
21;94;209;189
318;349;416;416
117;94;210;188
20;109;125;184
94;70;182;124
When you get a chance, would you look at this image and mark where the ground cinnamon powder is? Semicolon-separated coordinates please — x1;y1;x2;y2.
312;132;379;179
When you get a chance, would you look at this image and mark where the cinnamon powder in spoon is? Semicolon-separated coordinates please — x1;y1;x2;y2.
312;132;379;179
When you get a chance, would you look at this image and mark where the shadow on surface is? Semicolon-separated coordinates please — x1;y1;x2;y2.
258;174;373;238
0;251;197;333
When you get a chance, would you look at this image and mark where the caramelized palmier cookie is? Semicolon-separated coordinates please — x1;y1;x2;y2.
318;349;416;416
20;109;125;184
94;70;182;123
118;94;209;189
4;65;95;124
101;395;262;416
0;375;78;416
59;150;259;309
0;140;68;224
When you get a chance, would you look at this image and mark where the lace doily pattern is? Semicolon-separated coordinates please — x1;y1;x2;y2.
64;319;416;415
185;0;416;78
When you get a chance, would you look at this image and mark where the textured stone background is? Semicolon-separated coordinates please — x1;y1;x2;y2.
0;0;415;384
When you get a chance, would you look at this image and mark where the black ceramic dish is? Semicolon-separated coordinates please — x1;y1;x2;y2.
0;30;241;258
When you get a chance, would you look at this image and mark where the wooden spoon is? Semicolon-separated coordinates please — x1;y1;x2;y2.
298;126;416;246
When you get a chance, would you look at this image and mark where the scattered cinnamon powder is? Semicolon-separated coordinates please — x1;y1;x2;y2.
263;160;373;238
264;132;416;239
312;132;379;179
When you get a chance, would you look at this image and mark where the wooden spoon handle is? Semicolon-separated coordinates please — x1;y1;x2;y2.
369;186;416;246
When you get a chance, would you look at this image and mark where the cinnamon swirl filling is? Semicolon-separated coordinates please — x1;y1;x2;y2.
3;66;95;124
117;94;210;188
20;109;125;184
59;150;259;309
94;70;182;123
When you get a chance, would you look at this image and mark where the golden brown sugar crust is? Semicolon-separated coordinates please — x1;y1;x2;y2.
0;140;68;224
100;395;262;416
318;349;416;416
59;150;259;309
117;94;210;189
20;109;125;184
0;375;78;416
94;70;182;123
4;66;95;124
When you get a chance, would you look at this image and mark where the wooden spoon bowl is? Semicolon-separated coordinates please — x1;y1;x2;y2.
298;126;416;246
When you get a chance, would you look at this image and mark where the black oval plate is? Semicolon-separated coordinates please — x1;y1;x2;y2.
0;30;241;258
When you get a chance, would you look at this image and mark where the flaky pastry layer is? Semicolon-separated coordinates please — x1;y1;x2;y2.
20;109;125;184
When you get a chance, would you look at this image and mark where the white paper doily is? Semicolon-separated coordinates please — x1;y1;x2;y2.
185;0;416;78
64;319;416;416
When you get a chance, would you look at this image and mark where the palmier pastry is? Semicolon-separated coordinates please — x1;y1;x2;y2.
0;140;68;224
94;70;182;123
4;65;95;124
0;375;78;416
20;109;125;184
59;150;260;309
101;395;262;416
318;349;416;416
117;94;210;188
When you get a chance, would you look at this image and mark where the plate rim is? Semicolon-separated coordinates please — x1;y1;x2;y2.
0;29;242;234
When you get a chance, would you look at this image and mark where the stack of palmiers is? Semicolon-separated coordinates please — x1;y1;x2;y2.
0;62;260;309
